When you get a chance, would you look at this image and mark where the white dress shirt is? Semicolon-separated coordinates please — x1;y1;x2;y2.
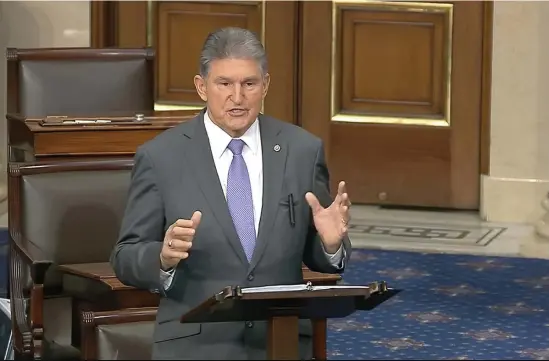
160;111;343;289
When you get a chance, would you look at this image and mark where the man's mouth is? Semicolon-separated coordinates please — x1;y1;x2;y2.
228;108;247;116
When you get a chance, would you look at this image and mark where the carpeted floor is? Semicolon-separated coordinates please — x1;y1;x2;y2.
329;249;549;360
1;228;547;359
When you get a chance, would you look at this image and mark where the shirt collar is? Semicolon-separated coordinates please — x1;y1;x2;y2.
203;110;260;159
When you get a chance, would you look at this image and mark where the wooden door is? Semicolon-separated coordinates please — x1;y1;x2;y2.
94;1;299;124
299;1;489;209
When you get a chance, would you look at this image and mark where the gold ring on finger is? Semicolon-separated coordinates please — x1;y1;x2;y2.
168;240;173;248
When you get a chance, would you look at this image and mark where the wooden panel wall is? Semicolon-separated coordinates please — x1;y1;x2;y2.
300;1;490;208
90;1;493;209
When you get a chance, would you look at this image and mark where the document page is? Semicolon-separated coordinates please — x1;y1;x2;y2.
241;284;371;294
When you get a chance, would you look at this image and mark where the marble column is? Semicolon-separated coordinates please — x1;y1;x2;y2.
482;2;549;224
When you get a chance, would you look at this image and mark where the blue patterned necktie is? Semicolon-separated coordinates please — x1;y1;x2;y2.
226;139;256;262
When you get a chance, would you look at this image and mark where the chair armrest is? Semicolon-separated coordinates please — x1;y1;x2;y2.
9;231;54;360
10;231;53;284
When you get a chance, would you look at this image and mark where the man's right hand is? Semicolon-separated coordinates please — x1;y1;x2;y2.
160;211;202;271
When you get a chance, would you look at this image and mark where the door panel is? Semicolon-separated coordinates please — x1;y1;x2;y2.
300;1;485;209
156;2;263;106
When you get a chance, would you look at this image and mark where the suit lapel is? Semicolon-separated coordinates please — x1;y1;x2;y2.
249;115;287;271
181;113;248;265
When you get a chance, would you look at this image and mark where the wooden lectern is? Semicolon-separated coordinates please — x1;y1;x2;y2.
180;282;399;360
58;263;344;359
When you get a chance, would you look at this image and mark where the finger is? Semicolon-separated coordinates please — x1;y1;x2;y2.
305;192;323;214
174;218;194;228
190;211;202;229
341;205;350;222
167;239;192;252
338;181;346;195
163;249;189;260
333;191;342;205
340;192;351;207
166;220;179;233
172;226;196;239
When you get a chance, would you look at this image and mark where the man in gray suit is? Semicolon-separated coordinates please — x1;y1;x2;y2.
111;27;352;360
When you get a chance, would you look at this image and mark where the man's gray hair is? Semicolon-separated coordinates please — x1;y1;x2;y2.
199;27;268;78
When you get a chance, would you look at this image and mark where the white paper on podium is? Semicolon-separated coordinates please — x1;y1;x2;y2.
241;284;370;294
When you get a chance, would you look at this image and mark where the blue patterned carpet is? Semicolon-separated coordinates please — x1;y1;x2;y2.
0;228;547;359
329;249;549;360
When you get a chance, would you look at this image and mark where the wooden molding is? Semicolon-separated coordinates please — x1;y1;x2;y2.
480;0;494;176
90;1;116;47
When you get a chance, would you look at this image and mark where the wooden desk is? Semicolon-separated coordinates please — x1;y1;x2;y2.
59;263;341;360
60;262;157;310
7;109;198;162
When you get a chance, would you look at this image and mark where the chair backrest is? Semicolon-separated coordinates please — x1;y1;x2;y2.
8;159;134;286
97;321;154;359
6;47;155;117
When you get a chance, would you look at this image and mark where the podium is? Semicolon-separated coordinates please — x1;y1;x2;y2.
57;263;343;359
180;282;399;360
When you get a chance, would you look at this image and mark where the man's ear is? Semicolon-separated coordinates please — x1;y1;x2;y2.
194;75;208;102
262;73;271;99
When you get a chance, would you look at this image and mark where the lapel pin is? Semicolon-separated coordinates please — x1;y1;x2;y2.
273;144;281;152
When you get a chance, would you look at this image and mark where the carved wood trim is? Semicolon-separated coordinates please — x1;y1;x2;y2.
30;286;44;360
480;0;494;176
12;159;134;176
80;309;98;360
7;47;154;61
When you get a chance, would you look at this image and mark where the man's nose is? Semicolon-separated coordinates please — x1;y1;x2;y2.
230;84;244;104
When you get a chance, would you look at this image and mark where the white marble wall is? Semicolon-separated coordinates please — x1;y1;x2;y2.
481;1;549;224
0;1;90;203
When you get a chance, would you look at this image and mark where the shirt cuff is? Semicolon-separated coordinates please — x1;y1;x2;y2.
323;243;345;269
160;267;175;290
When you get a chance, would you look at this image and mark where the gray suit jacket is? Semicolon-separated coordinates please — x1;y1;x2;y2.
110;111;352;360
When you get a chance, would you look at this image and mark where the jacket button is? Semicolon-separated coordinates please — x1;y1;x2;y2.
247;274;254;281
246;321;254;328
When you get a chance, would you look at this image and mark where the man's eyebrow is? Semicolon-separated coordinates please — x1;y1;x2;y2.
213;76;261;82
242;77;260;82
214;76;232;82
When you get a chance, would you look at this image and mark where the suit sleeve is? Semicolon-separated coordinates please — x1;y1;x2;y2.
302;140;352;274
110;147;166;293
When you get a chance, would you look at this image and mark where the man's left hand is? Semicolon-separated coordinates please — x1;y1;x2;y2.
305;181;351;254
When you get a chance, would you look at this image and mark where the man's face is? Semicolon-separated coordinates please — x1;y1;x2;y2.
194;58;270;137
